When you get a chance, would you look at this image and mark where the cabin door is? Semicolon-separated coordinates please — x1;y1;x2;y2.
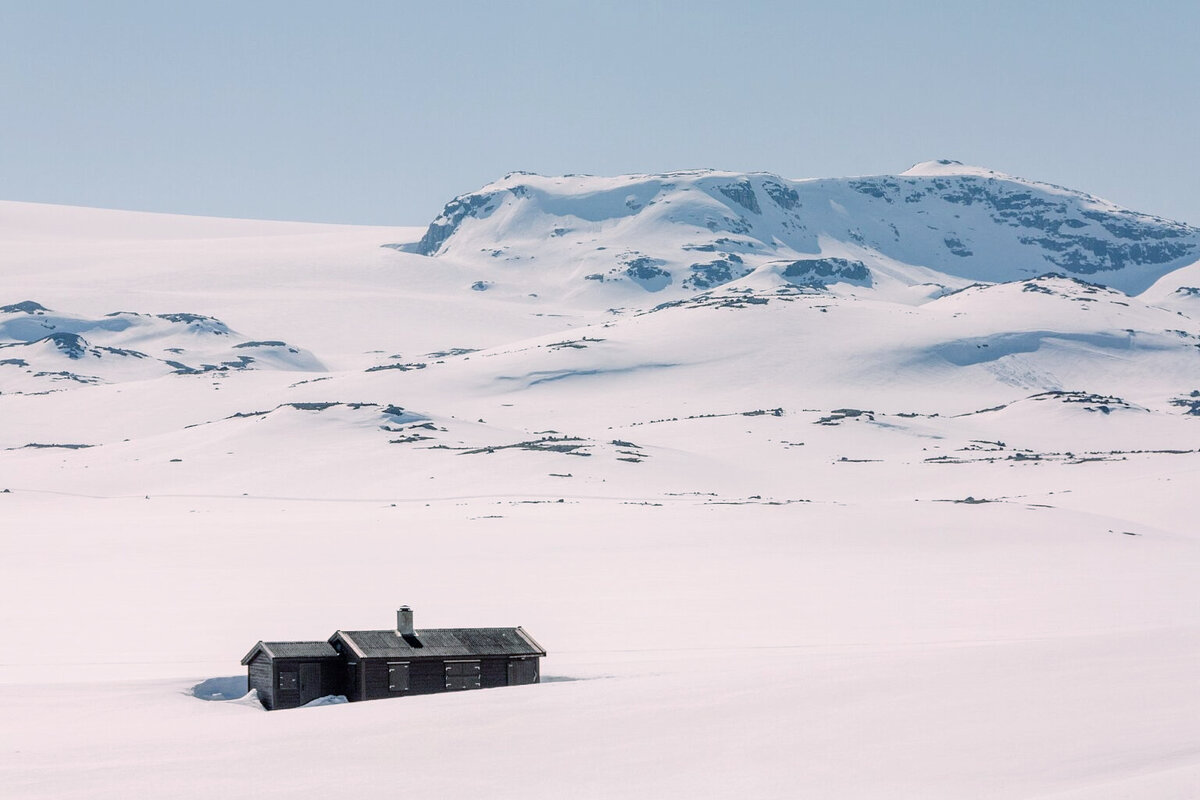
298;663;322;705
508;657;538;685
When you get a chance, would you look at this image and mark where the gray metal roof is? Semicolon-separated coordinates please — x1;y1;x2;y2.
332;627;545;659
241;640;340;664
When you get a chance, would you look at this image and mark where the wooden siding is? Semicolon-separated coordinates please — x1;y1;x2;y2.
247;652;274;710
407;660;448;696
343;660;361;702
361;658;445;699
357;657;521;699
362;659;390;700
251;633;543;709
330;635;358;701
268;657;343;710
445;660;482;691
318;661;343;697
348;656;544;700
274;661;302;709
508;657;539;685
481;658;507;689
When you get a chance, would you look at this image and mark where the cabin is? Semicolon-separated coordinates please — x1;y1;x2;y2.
241;606;546;710
240;641;343;710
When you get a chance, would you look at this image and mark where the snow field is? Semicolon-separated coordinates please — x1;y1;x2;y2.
2;497;1199;798
2;187;1199;798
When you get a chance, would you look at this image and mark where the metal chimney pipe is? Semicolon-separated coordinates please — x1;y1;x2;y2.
396;605;414;636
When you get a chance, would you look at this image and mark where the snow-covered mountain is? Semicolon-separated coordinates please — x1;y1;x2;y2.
3;168;1200;800
411;160;1200;298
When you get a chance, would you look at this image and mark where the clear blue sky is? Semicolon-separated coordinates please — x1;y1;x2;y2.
2;1;1197;226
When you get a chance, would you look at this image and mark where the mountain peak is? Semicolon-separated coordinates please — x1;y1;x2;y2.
899;160;1009;179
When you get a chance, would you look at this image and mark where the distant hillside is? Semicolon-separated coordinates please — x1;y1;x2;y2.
409;160;1200;297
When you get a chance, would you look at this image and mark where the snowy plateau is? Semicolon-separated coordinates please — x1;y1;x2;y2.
2;160;1200;799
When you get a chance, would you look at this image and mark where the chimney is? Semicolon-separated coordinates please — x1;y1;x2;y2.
396;605;414;636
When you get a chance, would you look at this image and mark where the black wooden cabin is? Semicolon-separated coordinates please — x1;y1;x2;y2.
241;606;546;710
240;641;343;710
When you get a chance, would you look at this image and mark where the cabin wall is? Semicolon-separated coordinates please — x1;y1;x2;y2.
508;656;540;685
269;657;344;710
273;659;302;710
360;658;444;699
481;658;507;688
343;658;362;702
408;659;448;695
362;659;390;700
358;657;516;699
253;640;545;709
320;660;344;696
329;635;365;701
247;653;274;710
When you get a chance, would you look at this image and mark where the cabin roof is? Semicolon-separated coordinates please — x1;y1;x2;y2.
240;640;340;664
331;627;546;659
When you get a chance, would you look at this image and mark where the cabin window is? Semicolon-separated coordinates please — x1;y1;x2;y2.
278;670;298;691
388;662;410;692
445;660;481;690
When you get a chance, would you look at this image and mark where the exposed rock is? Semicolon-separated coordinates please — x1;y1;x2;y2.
623;256;671;291
944;235;973;257
0;301;49;314
414;191;502;256
682;256;750;290
716;181;761;215
43;332;88;359
781;258;871;288
762;180;800;210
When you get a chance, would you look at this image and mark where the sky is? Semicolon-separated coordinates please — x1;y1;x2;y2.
1;1;1198;227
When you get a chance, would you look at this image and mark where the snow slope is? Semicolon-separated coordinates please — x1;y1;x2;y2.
2;169;1199;799
411;160;1200;298
0;301;322;394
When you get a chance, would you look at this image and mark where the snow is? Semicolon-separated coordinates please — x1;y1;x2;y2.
900;158;1010;178
414;164;1199;295
1;172;1199;798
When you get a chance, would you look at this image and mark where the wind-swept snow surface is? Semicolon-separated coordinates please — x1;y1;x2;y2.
2;166;1199;799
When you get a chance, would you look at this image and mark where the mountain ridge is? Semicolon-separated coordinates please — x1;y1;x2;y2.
409;162;1200;297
